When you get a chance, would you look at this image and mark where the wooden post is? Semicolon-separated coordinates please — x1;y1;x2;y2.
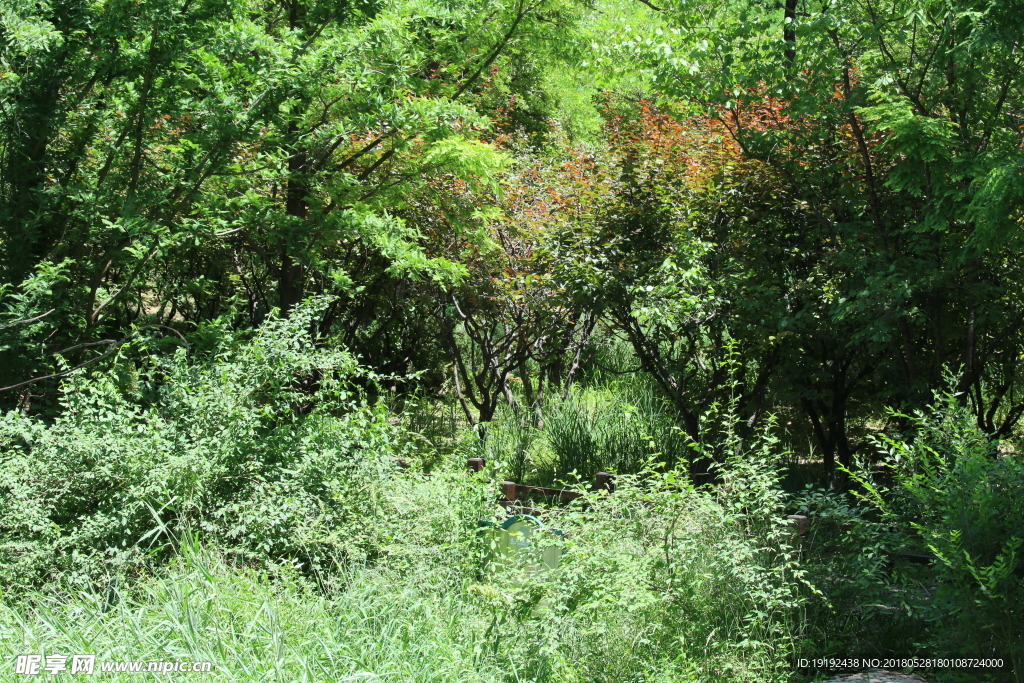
594;472;613;492
501;481;518;502
467;457;485;472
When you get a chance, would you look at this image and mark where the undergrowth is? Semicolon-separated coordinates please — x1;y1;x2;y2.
2;307;1019;682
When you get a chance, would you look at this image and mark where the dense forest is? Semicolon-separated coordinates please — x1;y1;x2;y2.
0;0;1022;681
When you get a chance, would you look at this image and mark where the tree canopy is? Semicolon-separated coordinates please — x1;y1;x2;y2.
2;0;1022;479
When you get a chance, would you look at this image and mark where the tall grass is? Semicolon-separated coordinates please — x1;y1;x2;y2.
1;465;802;683
1;541;502;683
390;393;468;470
479;403;537;484
484;380;690;487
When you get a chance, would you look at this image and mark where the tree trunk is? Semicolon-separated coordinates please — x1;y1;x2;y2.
279;143;308;316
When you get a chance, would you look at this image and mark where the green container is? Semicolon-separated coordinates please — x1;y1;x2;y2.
479;515;563;571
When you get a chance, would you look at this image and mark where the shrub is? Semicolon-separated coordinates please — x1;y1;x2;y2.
475;413;805;683
0;302;408;593
849;390;1024;681
787;483;927;667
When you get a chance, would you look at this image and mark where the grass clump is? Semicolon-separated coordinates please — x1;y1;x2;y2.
481;381;691;488
1;540;500;683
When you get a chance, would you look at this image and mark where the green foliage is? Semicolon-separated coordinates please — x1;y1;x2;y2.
791;388;1023;680
2;0;1023;679
491;419;804;682
478;376;692;487
0;301;407;592
788;483;927;667
542;383;689;483
1;542;504;683
479;401;538;484
0;461;803;683
592;0;1024;475
0;0;592;409
858;391;1024;678
0;373;808;683
0;261;75;404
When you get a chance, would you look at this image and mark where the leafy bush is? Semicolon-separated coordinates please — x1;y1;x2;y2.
794;389;1024;681
787;483;928;668
858;391;1024;680
474;414;805;682
0;303;411;593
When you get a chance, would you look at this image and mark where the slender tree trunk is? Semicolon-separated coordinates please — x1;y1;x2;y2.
279;139;308;316
803;398;836;482
278;2;310;316
783;0;798;70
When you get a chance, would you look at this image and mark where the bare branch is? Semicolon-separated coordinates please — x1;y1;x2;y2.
0;345;121;393
0;308;55;329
